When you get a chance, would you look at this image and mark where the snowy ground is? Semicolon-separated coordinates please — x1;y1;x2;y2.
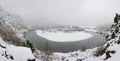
1;35;120;61
36;30;93;42
0;37;35;61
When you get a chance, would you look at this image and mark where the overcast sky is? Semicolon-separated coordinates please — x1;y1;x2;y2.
0;0;120;26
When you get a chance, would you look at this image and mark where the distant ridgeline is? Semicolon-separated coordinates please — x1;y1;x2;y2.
40;25;85;33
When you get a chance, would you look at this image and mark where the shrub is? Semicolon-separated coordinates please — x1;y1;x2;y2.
28;59;35;61
94;45;108;56
94;43;110;57
104;50;116;60
105;35;109;41
22;40;35;52
115;27;119;33
76;59;82;61
117;40;120;44
80;47;86;51
111;32;115;39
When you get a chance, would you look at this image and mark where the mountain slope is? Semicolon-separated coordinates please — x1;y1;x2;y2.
0;7;28;45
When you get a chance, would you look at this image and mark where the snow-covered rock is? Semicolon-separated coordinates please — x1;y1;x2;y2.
0;36;35;61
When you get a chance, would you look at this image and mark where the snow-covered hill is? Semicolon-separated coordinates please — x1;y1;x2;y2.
0;7;28;45
0;7;36;61
0;6;27;33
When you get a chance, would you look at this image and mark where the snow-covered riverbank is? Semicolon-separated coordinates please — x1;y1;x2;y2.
36;30;93;42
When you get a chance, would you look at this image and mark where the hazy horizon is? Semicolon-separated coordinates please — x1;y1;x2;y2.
0;0;120;27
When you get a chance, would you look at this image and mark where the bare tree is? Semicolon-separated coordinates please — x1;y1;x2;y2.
41;40;53;61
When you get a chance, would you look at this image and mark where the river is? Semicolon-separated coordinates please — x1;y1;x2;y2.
25;30;105;52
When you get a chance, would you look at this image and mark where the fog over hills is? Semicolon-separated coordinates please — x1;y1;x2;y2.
0;0;120;27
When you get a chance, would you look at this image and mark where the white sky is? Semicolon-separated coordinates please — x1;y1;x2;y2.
0;0;120;26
